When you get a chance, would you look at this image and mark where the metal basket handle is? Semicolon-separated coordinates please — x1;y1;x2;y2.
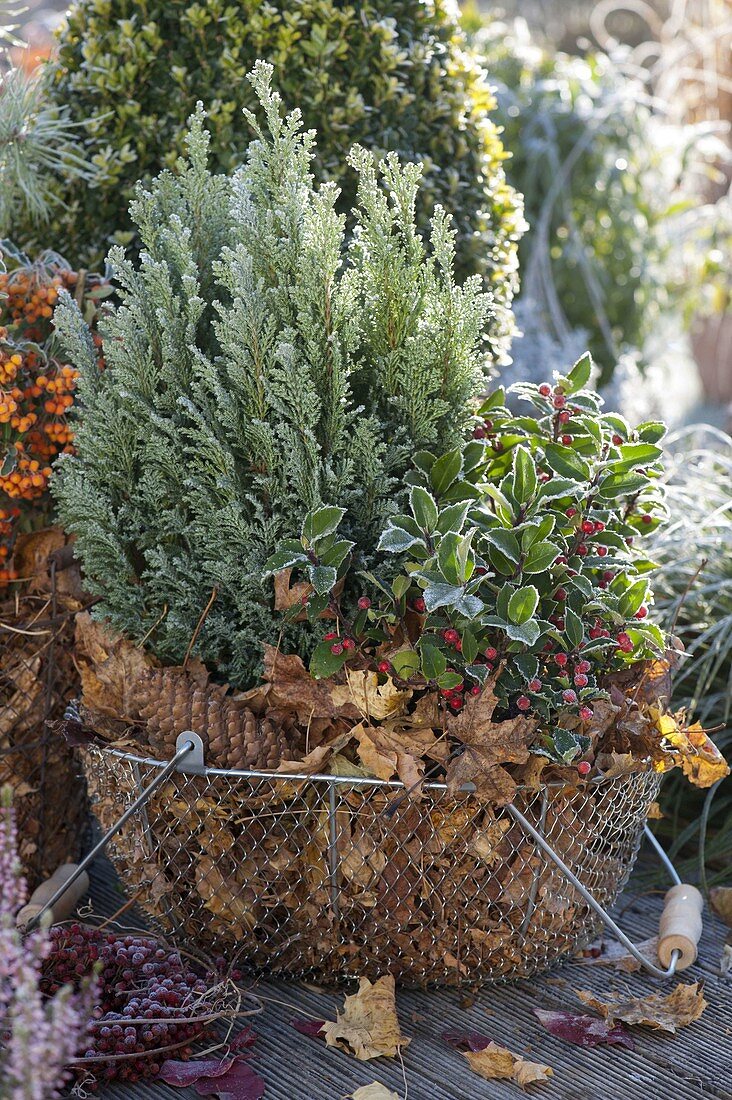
27;733;704;980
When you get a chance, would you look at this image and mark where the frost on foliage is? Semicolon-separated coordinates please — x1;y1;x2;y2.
52;64;489;689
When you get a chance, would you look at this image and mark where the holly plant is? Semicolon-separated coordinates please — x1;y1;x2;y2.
264;357;668;765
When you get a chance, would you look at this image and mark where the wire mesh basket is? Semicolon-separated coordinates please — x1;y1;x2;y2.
81;738;661;987
0;549;87;888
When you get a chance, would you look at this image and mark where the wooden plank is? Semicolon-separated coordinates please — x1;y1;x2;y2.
84;855;729;1100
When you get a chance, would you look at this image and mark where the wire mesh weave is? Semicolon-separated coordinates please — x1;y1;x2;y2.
0;563;86;887
82;743;660;986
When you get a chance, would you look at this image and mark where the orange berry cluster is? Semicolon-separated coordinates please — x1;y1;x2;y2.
0;254;108;586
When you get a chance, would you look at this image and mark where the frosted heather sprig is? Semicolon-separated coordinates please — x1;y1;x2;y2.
0;787;93;1100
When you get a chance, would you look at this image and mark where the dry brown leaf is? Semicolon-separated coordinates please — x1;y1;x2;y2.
350;1086;400;1100
647;801;663;820
334;670;412;722
322;975;410;1061
356;725;398;781
445;682;535;803
576;982;707;1033
274;728;355;774
263;644;361;723
594;752;642;778
75;612;153;720
710;887;732;928
464;1043;552;1089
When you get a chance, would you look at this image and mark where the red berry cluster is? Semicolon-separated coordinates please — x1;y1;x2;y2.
41;925;215;1088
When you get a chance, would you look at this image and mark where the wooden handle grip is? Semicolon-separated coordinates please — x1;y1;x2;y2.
658;883;703;970
16;864;89;929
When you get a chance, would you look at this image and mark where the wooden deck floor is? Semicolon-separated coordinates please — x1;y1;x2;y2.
80;851;731;1100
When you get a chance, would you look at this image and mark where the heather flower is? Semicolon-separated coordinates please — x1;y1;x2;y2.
0;787;92;1100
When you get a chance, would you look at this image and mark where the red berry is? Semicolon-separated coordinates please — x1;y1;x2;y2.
443;628;460;645
324;632;338;641
554;555;568;565
589;626;602;639
554;385;565;395
565;507;577;518
558;410;571;424
330;643;344;655
470;685;481;696
581;520;595;535
342;637;356;650
579;706;594;722
594;521;605;532
553;394;566;409
576;660;591;673
377;660;391;673
473;426;486;439
528;678;542;692
539;384;552;396
617;632;632;647
561;434;572;445
562;689;577;704
484;647;498;661
576;544;588;556
454;639;463;652
484;420;494;432
597;545;608;557
555;653;568;667
574;673;588;688
577;760;592;776
641;515;652;526
554;587;567;601
603;570;614;581
612;434;623;445
598;581;607;589
493;441;503;453
517;695;531;711
357;596;371;610
413;597;426;613
626;536;634;545
635;606;648;619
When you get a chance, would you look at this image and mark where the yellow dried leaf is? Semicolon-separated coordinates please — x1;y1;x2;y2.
75;612;153;720
350;1085;400;1100
322;975;410;1061
333;670;412;721
710;887;732;928
576;981;707;1033
464;1043;552;1089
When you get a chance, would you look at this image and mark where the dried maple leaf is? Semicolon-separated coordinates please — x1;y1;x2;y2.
576;982;707;1033
534;1008;635;1049
262;644;360;723
322;975;410;1061
463;1043;552;1089
350;1085;400;1100
274;728;356;774
445;683;535;804
710;887;732;928
333;669;412;721
75;611;154;720
594;752;641;779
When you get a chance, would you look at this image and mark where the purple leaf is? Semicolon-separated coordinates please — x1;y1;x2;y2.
290;1018;327;1039
160;1057;237;1087
195;1062;266;1100
230;1027;257;1053
442;1029;492;1052
534;1008;635;1050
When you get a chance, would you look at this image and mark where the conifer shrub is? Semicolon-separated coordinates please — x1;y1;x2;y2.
52;63;490;688
40;0;524;361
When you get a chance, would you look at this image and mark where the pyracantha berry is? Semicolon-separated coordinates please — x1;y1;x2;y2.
574;673;589;688
470;685;481;696
635;606;648;619
377;660;391;673
566;507;577;519
612;434;623;445
539;383;552;396
517;695;531;711
443;628;460;645
597;545;608;557
576;660;591;674
413;597;426;613
528;678;542;692
577;760;592;776
579;706;594;722
576;545;588;556
562;689;578;704
324;632;338;641
330;643;344;655
553;394;567;409
558;410;571;424
555;653;568;667
357;596;371;610
484;646;498;661
561;434;572;445
342;637;356;650
581;520;595;535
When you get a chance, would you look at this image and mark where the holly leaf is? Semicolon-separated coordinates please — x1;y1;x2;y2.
534;1009;635;1050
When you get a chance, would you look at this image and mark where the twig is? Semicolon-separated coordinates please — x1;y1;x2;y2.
670;557;707;636
183;587;218;668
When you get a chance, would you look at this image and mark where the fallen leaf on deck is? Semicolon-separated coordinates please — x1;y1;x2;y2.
291;1018;326;1039
194;1062;265;1099
160;1058;236;1086
578;936;659;972
576;982;707;1033
463;1043;552;1089
534;1008;635;1049
350;1085;401;1100
710;887;732;927
322;975;410;1061
442;1029;492;1052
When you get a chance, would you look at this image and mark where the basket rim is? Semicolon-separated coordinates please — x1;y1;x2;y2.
85;741;659;794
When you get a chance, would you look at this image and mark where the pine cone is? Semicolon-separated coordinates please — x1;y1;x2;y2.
131;667;299;768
